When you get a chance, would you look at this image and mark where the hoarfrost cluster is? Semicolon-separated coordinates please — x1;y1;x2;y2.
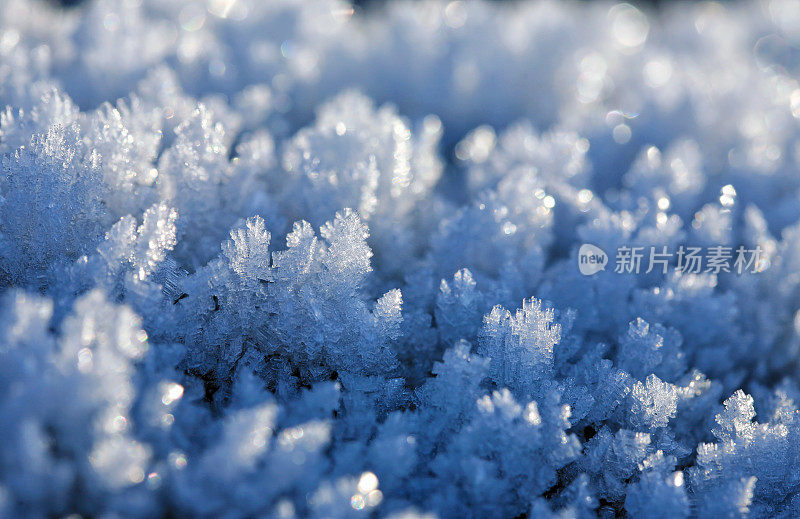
2;0;800;516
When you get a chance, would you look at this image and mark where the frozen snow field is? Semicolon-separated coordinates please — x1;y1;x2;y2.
2;0;800;516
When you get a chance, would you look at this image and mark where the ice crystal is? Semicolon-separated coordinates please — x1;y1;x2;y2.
2;0;800;517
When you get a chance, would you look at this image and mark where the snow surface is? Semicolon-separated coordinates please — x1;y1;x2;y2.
2;0;800;516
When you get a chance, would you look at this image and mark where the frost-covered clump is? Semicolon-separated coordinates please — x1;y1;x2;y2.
3;0;800;517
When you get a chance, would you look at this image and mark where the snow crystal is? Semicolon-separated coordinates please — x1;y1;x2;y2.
2;0;800;516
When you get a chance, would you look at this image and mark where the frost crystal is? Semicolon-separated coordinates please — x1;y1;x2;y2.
2;0;800;516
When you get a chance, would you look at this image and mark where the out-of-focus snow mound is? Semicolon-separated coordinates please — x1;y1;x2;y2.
3;0;800;516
